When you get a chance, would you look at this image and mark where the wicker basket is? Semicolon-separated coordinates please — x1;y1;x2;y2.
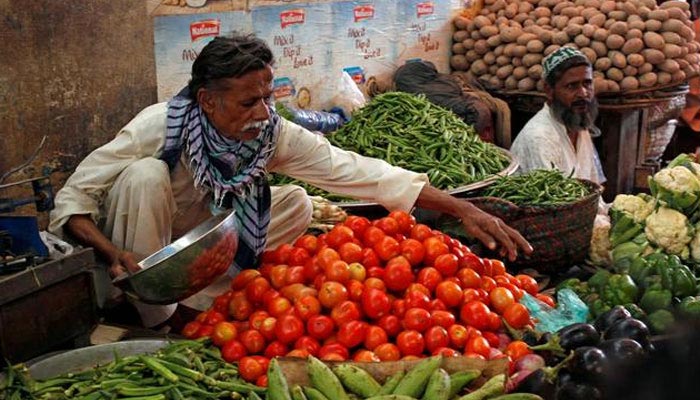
468;180;602;273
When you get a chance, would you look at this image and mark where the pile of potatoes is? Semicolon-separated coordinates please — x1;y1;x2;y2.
451;0;700;93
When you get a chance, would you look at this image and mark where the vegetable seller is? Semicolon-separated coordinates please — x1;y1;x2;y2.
49;34;532;328
510;47;606;185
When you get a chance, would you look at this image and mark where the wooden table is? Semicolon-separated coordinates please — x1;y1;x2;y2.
0;248;98;363
492;83;689;202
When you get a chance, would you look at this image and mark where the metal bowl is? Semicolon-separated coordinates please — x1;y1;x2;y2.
113;211;239;305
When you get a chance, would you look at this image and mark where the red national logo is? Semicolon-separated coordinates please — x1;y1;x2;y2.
280;9;305;29
354;5;375;22
416;2;435;17
190;19;220;42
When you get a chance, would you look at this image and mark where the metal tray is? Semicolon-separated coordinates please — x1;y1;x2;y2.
336;148;519;212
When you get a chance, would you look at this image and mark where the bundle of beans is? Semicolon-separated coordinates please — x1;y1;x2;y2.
451;0;700;93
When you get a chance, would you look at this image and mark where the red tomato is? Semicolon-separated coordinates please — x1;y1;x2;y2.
353;350;381;362
361;248;381;268
374;217;400;235
490;259;507;276
181;321;202;339
392;299;408;319
288;248;311;267
486;312;502;331
238;356;265;383
377;315;402;338
267;296;293;318
318;281;349;309
374;236;401;261
400;238;426;266
460;300;491;330
403;308;432;332
211;321;238;347
306;315;335;341
331;300;362;326
423;237;450;265
501;283;524;301
294;336;321;356
286;349;310;358
285;266;306;285
503;303;530;329
364;326;389;350
294;234;319;254
466;335;491;358
489;287;515;314
318;343;350;360
221;340;247;362
482;331;500;348
396;330;425;356
480;276;497;292
335;241;362;264
248;310;270;331
337;320;369;348
303;257;324;283
448;324;469;349
205;311;226;326
344;216;371;237
404;289;431;310
362;288;391;320
459;253;485;275
346;279;365;301
317;248;341;269
416;267;442;293
246;277;271;304
424;326;449;353
213;293;232;314
410;224;433;241
348;262;366;282
374;343;401;361
362;226;386;248
433;347;461;357
384;260;414;292
256;375;268;387
231;269;261;290
364;277;386;292
275;315;305;344
433;253;459;277
457;268;482;289
536;293;556;308
435;281;463;308
326;225;355;249
325;260;351;283
505;340;532;361
388;210;416;234
259;317;277;341
263;341;288;358
295;296;321;321
430;298;447;311
239;329;265;354
430;310;456;328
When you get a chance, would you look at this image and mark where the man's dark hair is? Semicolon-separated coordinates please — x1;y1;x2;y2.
544;55;591;87
188;34;274;98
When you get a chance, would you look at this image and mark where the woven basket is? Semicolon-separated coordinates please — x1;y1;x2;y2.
468;180;602;273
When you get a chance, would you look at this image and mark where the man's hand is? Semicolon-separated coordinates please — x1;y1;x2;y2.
109;250;142;279
415;184;533;262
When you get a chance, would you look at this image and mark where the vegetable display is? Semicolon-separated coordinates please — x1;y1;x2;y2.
451;0;700;93
271;92;510;201
0;339;264;400
481;170;590;206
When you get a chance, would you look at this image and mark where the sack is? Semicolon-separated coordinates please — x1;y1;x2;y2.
331;71;367;117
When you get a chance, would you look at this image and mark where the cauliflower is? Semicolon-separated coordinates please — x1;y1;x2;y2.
650;166;700;213
611;194;655;223
589;214;612;267
691;229;700;262
644;206;694;257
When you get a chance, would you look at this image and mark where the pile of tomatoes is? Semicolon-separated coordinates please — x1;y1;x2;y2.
181;211;555;384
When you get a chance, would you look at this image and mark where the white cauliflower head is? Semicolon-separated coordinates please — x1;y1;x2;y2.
691;229;700;262
589;214;612;267
644;206;694;255
654;166;700;193
611;194;655;223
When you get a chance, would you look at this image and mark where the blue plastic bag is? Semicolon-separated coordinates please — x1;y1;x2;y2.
519;289;589;333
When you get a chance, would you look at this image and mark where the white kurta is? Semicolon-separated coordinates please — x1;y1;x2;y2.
49;102;429;326
510;104;606;185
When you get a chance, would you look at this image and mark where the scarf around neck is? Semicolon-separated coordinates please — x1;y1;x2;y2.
161;88;280;269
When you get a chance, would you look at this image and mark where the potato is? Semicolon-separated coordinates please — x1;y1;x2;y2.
672;70;687;82
622;38;644;55
637;6;651;19
519;2;534;13
504;3;518;18
648;9;670;22
487;35;503;47
517;33;539;46
580;47;598;63
678;25;695;41
484;52;497;65
663;44;683;59
503;43;517;57
534;7;551;18
518;77;537;91
553;31;571;45
660;0;690;11
528;64;544;79
474;15;492;29
639;72;658;87
609;51;627;68
492;55;508;66
562;6;580;17
523;53;544;67
514;12;530;24
537;30;553;43
600;0;616;14
462;38;475;50
536;79;546;92
494;45;505;57
536;17;552;27
488;64;499;75
594;77;608;93
496;65;514;79
606;34;626;50
553;15;570;30
639;62;653;74
657;71;673;85
544;44;561;56
581;24;597;38
589;13;607;27
454;17;470;30
513;65;529;80
570;16;586;25
564;24;584;38
500;26;522;43
607;80;621;92
662;19;686;34
623;66;638;76
627;20;645;32
451;55;469;71
488;76;503;89
643;32;665;50
453;43;467;55
471;30;482;40
512;45;528;57
584;0;601;7
595;57;612;70
581;7;599;20
608;11;627;21
480;25;500;38
621;1;638;16
593;28;609;42
505;76;519;90
626;28;644;40
645;20;663;32
677;58;690;70
553;1;575;14
590;41;608;57
638;0;657;8
659;59;680;73
661;32;683;46
474;40;490;55
641;49;665;64
606;67;624;82
627;53;645;67
666;8;690;22
512;57;524;67
527;40;546;53
620;76;640;91
465;50;480;62
453;30;469;43
575;34;592;48
609;21;628;36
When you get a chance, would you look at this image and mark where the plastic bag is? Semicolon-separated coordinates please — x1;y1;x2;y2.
519;289;589;333
276;102;346;134
331;71;367;117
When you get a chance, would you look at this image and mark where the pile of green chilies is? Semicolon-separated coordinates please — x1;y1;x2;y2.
0;339;264;400
481;169;591;206
270;92;510;202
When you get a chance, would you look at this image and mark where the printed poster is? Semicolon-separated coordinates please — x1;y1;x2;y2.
396;0;454;73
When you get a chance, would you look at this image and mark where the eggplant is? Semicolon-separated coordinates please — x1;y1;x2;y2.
555;381;603;400
594;305;631;332
557;323;600;351
568;346;608;382
603;318;651;349
514;368;556;400
597;338;646;367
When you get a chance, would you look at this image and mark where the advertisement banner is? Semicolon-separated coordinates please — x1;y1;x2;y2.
395;0;454;73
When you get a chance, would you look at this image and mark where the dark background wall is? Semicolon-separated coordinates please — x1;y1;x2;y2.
0;1;157;226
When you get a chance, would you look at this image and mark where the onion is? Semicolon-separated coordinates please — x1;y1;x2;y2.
513;353;546;373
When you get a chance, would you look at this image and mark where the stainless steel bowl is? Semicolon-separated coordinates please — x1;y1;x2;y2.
113;211;239;304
